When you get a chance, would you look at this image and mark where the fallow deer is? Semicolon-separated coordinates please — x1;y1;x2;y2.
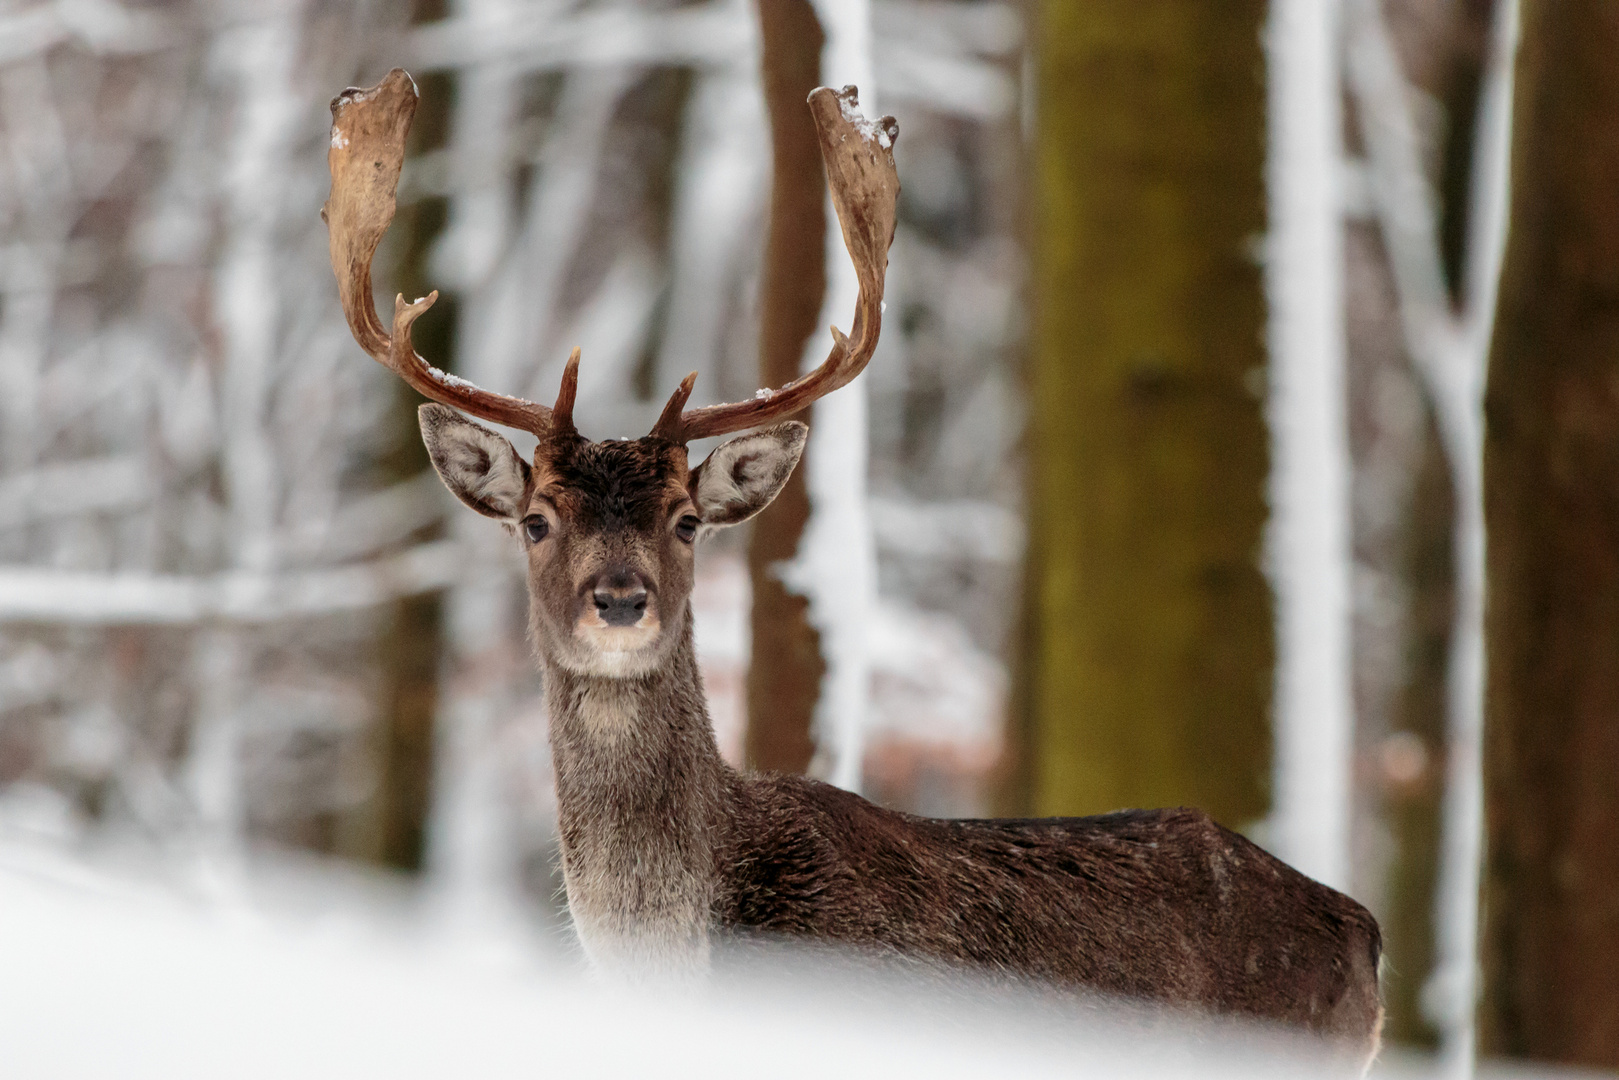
324;70;1382;1061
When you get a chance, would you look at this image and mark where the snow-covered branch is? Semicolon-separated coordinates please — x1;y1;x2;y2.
0;542;465;625
1343;0;1520;1072
407;2;755;74
1264;0;1353;893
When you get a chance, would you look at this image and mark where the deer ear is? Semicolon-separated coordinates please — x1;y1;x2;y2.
689;422;807;527
419;403;531;521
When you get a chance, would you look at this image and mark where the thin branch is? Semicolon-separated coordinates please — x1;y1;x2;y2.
407;3;754;73
1344;1;1520;1073
0;541;465;625
0;455;149;530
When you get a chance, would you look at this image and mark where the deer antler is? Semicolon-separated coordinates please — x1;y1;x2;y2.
324;69;557;436
650;86;899;444
326;74;896;445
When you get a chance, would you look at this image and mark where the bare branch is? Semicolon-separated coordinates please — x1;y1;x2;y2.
0;542;464;625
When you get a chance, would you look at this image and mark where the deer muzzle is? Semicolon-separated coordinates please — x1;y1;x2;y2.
573;567;664;670
593;570;650;628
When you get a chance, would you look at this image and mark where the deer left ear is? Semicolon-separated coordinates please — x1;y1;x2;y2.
419;403;532;521
689;421;807;527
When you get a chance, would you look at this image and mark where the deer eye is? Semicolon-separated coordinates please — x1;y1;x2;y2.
523;515;549;543
675;515;699;543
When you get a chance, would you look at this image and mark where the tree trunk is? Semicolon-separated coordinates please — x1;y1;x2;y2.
1481;0;1619;1065
1021;1;1273;826
744;0;827;775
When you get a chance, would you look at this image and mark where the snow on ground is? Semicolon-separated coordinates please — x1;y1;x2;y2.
0;833;1367;1080
0;833;1609;1080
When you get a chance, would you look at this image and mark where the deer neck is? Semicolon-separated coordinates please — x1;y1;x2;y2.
540;612;732;978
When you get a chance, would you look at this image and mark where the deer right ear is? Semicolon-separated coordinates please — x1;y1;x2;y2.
419;403;531;521
689;421;807;527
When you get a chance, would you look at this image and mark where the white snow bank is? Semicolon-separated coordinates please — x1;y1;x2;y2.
0;837;1389;1080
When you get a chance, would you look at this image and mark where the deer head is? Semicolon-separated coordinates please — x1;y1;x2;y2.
324;70;898;678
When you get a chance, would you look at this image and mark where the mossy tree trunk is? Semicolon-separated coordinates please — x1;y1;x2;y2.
1480;0;1619;1065
1022;1;1273;826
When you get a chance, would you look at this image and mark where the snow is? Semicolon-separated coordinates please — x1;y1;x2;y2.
0;542;464;624
418;358;481;394
651;64;769;419
0;835;1394;1080
692;553;751;764
867;495;1023;564
1263;0;1353;893
692;553;1006;778
836;84;887;149
407;4;756;73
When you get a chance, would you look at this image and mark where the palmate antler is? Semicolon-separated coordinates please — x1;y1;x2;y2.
324;70;898;444
649;86;900;442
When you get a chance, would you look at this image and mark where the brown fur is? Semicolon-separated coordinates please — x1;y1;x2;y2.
418;410;1384;1060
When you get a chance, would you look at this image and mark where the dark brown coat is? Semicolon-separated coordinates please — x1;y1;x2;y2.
541;609;1383;1057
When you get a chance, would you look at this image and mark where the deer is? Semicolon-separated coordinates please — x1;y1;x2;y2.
324;69;1383;1063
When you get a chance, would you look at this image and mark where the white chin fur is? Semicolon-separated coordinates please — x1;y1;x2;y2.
566;624;663;678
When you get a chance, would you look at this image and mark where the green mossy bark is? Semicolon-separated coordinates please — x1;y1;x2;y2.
1025;1;1272;826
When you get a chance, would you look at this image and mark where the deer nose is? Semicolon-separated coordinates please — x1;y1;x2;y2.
592;570;649;628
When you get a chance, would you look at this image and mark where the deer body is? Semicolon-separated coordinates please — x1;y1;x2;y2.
511;430;1380;1051
325;70;1382;1061
543;587;1382;1045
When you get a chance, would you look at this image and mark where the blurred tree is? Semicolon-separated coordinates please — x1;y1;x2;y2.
1481;0;1619;1066
1377;421;1453;1046
1018;1;1272;826
1355;0;1495;1047
336;66;454;873
745;0;827;774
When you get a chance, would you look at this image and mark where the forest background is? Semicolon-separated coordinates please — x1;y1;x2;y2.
0;0;1613;1072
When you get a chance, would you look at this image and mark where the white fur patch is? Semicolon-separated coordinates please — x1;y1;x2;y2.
419;405;529;521
570;623;664;678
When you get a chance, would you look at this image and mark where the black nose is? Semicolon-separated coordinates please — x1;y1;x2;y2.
593;571;649;627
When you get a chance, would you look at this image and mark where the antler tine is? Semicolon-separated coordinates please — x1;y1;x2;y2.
671;86;898;443
553;347;582;434
324;69;554;436
650;371;699;442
